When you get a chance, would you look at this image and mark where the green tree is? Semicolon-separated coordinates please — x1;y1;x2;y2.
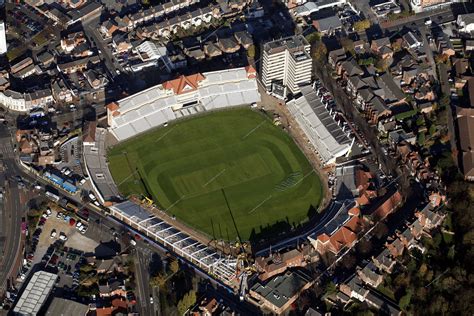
354;19;371;32
340;38;355;55
169;259;179;274
305;31;321;44
325;281;337;295
399;290;412;310
311;41;327;62
429;124;437;136
150;273;167;288
177;290;197;315
374;57;390;72
247;44;256;59
80;264;94;273
417;132;426;146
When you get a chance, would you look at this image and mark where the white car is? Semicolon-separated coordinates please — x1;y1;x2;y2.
50;230;57;238
80;225;88;234
93;201;100;207
88;193;96;201
59;233;68;241
79;178;87;186
46;208;52;217
76;221;83;229
64;169;72;176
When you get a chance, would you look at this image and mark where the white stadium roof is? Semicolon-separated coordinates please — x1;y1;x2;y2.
109;67;260;141
287;85;351;164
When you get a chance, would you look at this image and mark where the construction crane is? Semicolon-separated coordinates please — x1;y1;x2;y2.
141;196;154;206
221;189;253;267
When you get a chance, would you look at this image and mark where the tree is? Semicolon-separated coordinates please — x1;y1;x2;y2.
169;259;179;274
311;41;327;62
373;222;389;240
358;57;375;66
391;40;402;53
340;38;355;55
399;290;412;310
435;54;449;64
325;281;337;295
150;273;167;288
177;290;197;315
340;253;357;270
356;238;373;255
374;57;390;72
305;31;321;44
418;263;428;277
354;19;371;32
247;44;256;59
417;132;426;147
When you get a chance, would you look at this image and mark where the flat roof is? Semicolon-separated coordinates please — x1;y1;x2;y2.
45;297;89;316
251;270;312;309
263;35;309;54
13;271;58;315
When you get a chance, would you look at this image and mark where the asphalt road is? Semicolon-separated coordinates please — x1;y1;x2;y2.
0;126;24;295
133;245;153;316
419;25;437;80
381;7;455;33
83;18;123;78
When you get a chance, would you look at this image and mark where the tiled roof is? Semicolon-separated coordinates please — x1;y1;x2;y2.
162;73;205;95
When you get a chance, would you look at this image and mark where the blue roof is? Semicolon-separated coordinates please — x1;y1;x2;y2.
62;181;77;193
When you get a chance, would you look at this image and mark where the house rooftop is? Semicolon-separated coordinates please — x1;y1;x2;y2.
250;270;312;309
45;297;89;316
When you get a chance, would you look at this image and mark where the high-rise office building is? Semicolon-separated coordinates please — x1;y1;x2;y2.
261;35;312;98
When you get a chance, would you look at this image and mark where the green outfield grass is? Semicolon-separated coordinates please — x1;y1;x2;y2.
107;108;323;241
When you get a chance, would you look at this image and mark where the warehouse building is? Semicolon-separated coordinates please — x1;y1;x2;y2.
107;66;260;141
13;271;58;315
287;85;352;165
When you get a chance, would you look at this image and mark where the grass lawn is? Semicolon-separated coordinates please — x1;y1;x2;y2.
107;108;323;241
